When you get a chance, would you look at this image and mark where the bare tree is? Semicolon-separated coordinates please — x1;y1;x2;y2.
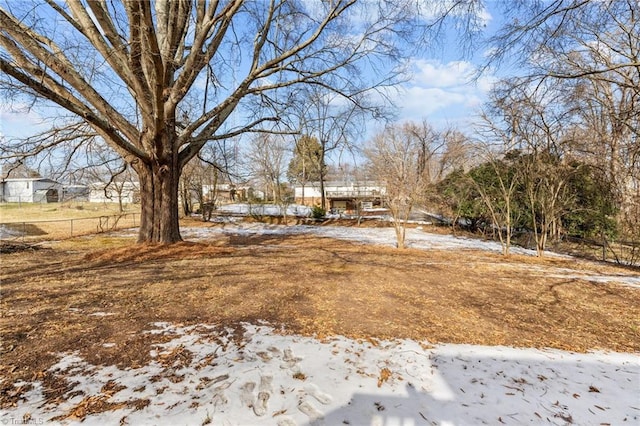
431;128;474;235
86;152;139;213
487;1;640;82
180;142;231;218
364;122;432;249
491;79;579;256
403;120;447;184
473;104;524;256
566;76;639;252
0;0;486;243
470;154;520;256
486;0;640;253
292;86;369;210
0;161;41;179
245;134;289;204
439;128;474;176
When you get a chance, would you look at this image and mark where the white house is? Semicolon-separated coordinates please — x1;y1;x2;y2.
0;178;62;203
293;181;386;213
88;181;140;204
61;184;90;202
202;183;266;204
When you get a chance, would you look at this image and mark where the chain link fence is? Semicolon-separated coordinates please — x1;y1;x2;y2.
0;213;139;242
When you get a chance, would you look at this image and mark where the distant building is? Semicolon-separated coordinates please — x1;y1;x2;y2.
62;184;90;202
0;178;62;203
202;183;266;203
293;181;385;213
88;181;140;204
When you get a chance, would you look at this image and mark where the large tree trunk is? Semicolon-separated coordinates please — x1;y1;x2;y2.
135;156;182;244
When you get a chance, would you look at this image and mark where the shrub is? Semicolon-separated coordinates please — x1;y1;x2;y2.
311;205;326;219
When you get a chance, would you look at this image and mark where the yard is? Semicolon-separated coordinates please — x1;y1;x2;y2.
0;202;139;242
1;216;639;425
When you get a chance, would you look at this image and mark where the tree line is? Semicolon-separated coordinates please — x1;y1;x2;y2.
362;65;638;261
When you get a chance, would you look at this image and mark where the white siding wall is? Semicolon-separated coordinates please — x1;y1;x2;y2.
0;179;62;202
293;182;385;201
2;180;33;202
294;184;322;199
88;182;139;204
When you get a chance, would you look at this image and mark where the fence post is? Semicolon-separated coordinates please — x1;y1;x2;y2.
70;219;73;237
22;222;25;242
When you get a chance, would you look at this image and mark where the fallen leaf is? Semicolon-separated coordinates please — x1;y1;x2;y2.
377;368;392;387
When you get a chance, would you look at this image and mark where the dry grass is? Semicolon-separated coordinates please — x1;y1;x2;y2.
1;223;639;409
0;202;140;242
0;201;133;222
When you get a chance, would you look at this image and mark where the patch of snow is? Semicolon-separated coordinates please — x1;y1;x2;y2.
547;274;640;289
180;223;640;288
216;204;311;217
88;312;115;317
182;222;562;257
0;224;24;238
2;323;638;425
207;215;243;223
514;265;640;289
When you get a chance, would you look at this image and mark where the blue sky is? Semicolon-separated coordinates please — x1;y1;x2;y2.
385;1;505;133
389;57;495;129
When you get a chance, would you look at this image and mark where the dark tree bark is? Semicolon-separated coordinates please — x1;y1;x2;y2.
135;161;181;244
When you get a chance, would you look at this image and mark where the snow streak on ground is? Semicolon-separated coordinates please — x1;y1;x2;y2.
182;222;536;254
2;323;638;426
216;204;312;217
179;223;640;289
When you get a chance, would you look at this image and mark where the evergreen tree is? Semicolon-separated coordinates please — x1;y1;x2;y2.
287;135;325;195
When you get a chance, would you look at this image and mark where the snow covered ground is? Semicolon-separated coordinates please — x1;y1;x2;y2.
3;214;639;425
188;203;553;256
2;323;638;426
216;203;312;218
179;222;640;289
183;220;536;254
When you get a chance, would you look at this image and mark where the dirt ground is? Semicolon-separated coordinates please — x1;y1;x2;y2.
1;222;639;409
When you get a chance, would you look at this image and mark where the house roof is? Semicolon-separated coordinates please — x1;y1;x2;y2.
88;181;140;189
1;177;60;184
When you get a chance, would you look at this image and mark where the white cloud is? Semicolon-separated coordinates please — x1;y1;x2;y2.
411;59;475;88
476;73;496;93
398;86;466;117
390;58;496;128
476;6;493;27
0;104;46;139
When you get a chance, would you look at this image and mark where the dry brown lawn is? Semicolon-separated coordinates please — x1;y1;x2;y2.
0;201;133;221
1;220;639;408
0;202;140;243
